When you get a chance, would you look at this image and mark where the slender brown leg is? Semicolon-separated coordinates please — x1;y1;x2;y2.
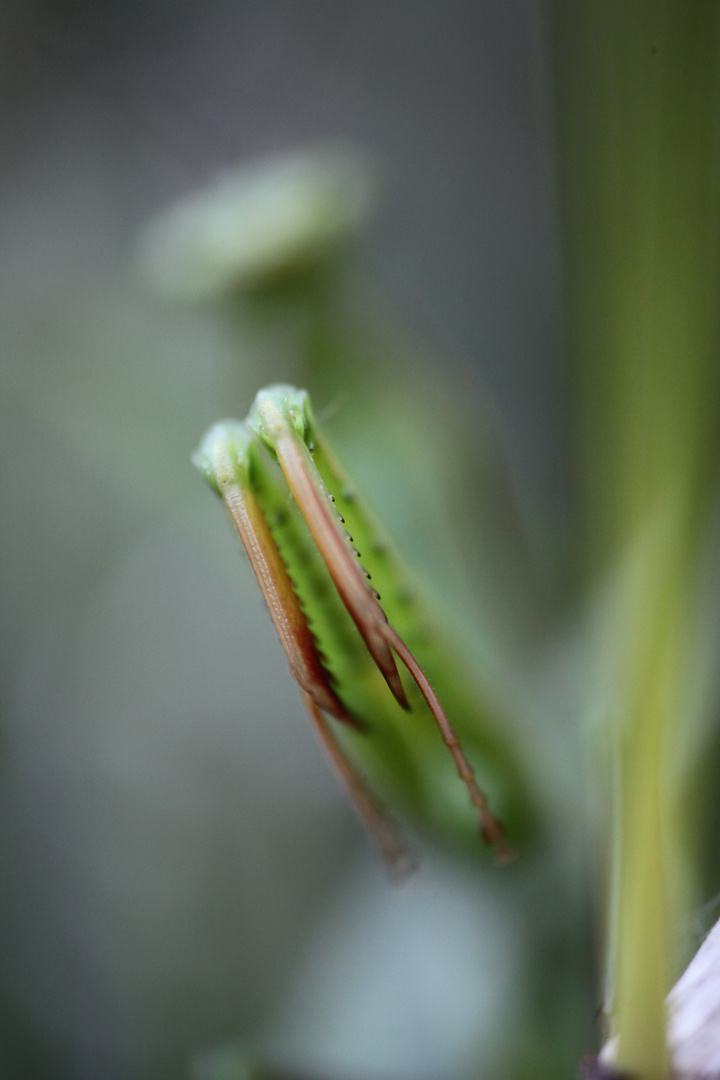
300;689;414;880
380;624;512;864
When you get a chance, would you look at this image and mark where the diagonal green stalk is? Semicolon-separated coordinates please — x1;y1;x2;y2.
551;2;720;1076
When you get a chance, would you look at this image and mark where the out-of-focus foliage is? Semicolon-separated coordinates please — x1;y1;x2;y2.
552;3;720;1077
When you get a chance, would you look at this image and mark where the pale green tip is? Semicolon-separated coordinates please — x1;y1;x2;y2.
137;145;376;301
192;420;255;494
247;384;314;454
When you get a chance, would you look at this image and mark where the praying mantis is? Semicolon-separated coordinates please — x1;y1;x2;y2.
195;384;529;870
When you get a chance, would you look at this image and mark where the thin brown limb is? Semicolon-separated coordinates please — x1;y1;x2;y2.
300;689;415;880
275;432;409;710
379;623;512;864
214;461;355;727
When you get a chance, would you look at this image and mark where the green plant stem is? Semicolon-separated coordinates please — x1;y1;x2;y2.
551;2;720;1076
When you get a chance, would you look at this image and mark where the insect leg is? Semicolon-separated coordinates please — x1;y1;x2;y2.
380;622;512;864
197;421;356;726
300;688;414;879
274;429;410;709
249;389;409;709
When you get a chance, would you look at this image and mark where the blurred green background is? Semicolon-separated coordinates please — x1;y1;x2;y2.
4;2;695;1079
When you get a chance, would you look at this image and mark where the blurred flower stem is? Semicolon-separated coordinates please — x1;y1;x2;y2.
551;2;720;1077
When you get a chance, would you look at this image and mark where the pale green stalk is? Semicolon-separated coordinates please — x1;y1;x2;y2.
551;3;720;1076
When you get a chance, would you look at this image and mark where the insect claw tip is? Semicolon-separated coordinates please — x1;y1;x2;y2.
387;850;417;883
480;819;514;865
391;682;411;711
494;844;516;867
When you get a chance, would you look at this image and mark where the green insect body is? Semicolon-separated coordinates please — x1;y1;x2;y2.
195;385;525;865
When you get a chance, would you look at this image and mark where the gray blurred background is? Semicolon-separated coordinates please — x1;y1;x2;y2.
0;4;565;1079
